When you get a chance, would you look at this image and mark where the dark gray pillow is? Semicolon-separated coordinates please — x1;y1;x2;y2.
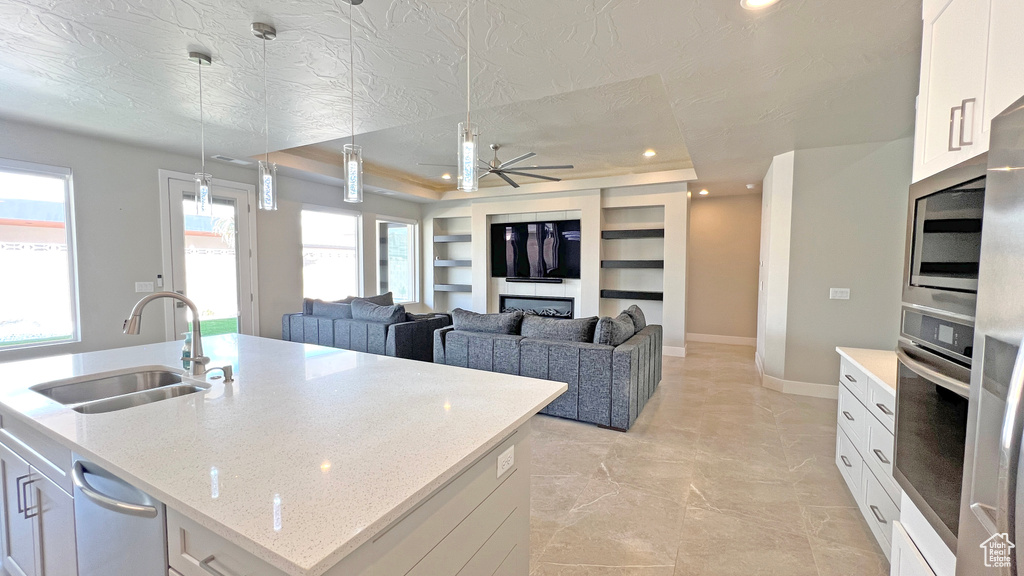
451;308;524;335
624;305;647;331
311;300;353;319
594;313;635;346
338;292;394;306
351;299;406;324
303;298;315;315
521;316;598;342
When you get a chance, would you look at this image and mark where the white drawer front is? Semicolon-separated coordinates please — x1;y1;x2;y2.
838;384;868;452
836;427;863;496
167;508;286;576
865;417;901;506
891;521;937;576
840;358;868;400
867;377;896;434
862;466;899;554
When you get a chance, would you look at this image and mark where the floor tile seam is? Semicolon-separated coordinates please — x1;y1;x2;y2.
537;562;676;569
683;503;812;540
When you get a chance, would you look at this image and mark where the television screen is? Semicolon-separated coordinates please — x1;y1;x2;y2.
490;219;581;279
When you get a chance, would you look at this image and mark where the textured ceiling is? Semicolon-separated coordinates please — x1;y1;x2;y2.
0;0;922;198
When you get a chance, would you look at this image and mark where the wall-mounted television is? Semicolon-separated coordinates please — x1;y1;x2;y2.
490;219;581;279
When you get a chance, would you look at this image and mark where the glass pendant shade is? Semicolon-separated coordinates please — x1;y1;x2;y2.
195;172;214;217
457;121;478;192
258;160;277;210
343;144;363;203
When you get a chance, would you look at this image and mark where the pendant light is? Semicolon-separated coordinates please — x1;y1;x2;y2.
190;51;214;217
252;22;278;211
457;0;478;193
343;0;363;203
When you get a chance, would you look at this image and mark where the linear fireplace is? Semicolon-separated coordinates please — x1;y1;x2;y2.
499;295;575;319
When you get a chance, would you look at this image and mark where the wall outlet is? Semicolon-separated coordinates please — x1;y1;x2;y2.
135;281;155;293
829;288;851;300
496;444;515;479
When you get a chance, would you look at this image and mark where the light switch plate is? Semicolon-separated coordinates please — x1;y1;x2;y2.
497;444;515;479
135;281;155;293
830;288;851;300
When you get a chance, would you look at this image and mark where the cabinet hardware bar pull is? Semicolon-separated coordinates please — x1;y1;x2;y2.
873;449;891;464
842;411;854;421
14;473;30;513
959;98;976;146
72;461;158;518
199;555;228;576
840;455;852;467
20;478;38;520
870;504;887;524
845;374;856;383
949;105;963;152
876;403;894;416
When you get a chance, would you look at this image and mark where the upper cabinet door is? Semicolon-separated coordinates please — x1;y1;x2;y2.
913;0;992;182
983;0;1024;130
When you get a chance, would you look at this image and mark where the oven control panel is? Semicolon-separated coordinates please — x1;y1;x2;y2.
902;307;974;361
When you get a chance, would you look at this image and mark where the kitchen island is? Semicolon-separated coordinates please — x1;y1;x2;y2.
0;334;567;576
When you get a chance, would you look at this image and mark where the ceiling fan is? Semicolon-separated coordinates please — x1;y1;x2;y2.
420;144;574;188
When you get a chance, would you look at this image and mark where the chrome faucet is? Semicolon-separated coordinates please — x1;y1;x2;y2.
123;291;210;377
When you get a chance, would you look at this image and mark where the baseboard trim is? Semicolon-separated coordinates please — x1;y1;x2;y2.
663;345;687;358
686;333;756;347
754;353;764;378
762;374;839;399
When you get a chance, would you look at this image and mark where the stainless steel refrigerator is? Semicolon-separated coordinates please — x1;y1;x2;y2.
957;94;1024;574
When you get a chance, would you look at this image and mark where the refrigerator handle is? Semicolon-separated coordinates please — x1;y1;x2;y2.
993;337;1024;537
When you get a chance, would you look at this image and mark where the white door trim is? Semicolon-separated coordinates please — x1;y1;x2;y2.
157;169;260;341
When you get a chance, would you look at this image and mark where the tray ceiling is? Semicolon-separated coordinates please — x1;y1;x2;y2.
0;0;921;197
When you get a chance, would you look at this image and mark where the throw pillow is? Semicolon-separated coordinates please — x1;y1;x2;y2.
593;312;636;346
451;308;524;335
521;315;599;343
337;292;394;306
624;304;647;331
311;300;353;319
351;299;406;324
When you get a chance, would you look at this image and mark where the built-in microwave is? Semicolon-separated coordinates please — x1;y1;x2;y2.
902;157;987;320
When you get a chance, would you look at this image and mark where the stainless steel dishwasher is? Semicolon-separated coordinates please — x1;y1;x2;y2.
72;455;167;576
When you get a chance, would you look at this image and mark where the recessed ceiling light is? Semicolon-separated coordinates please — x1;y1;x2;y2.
699;189;709;195
740;0;780;9
643;149;657;158
746;183;756;189
441;173;452;180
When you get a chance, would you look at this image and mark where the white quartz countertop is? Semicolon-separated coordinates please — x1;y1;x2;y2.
835;346;898;393
0;335;567;576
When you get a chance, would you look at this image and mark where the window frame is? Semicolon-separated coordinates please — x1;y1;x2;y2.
0;157;81;352
299;205;363;301
376;216;420;305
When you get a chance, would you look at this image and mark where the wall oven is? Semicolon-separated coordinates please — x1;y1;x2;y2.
895;306;974;551
903;158;987;319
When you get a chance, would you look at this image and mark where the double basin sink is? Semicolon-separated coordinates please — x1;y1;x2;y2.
31;367;209;414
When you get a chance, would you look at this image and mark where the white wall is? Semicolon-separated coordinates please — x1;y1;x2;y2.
757;152;795;377
0;118;422;362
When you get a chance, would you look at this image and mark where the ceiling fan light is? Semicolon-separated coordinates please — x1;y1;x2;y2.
441;173;452;180
457;122;479;192
740;0;780;9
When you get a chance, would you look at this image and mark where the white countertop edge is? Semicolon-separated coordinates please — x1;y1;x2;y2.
835;346;898;394
0;374;569;576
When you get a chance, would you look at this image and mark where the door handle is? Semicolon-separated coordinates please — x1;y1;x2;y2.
948;104;964;152
870;504;887;524
876;403;894;416
873;449;891;465
844;374;857;383
896;347;970;397
21;478;38;520
995;337;1024;537
72;461;159;518
842;411;854;421
14;473;30;514
840;455;852;468
959;98;976;147
199;555;229;576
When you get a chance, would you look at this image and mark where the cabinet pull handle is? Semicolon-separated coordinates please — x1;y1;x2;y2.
14;473;30;514
949;105;963;151
20;478;38;520
840;455;852;468
845;374;856;383
873;449;891;464
199;555;229;576
870;504;888;524
876;403;894;416
959;98;976;146
843;411;855;421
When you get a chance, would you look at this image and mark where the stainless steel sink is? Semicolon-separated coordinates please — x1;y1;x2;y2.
30;367;208;413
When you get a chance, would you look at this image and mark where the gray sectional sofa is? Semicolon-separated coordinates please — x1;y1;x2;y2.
282;293;451;362
433;306;662;431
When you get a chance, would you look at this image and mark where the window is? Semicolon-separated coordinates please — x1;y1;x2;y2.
0;159;78;349
301;209;359;301
378;220;417;303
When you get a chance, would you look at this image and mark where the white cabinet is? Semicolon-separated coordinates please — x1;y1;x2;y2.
984;0;1024;131
0;442;35;576
31;473;76;576
891;521;937;576
913;0;991;182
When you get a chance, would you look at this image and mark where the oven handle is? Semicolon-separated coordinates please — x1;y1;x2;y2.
995;337;1024;538
895;347;970;397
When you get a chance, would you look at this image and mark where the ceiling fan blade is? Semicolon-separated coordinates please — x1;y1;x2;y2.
479;171;492;179
498;152;536;169
502;170;561;182
496;171;520;188
417;163;457;167
515;165;574;170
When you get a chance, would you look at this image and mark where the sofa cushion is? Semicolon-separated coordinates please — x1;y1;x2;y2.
311;300;353;319
351;299;406;324
521;315;599;343
451;308;524;335
624;305;647;331
594;313;635;346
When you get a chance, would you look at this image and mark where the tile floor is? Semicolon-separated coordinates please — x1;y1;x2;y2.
528;342;890;576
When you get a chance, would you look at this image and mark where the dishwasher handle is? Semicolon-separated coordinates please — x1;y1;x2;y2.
72;461;159;519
